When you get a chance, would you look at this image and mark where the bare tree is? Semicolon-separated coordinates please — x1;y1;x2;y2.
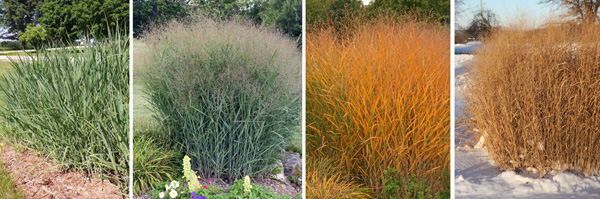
466;9;498;40
542;0;600;23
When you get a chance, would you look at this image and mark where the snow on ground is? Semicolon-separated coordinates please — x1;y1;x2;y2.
454;50;600;199
455;54;473;145
455;42;482;54
455;147;600;199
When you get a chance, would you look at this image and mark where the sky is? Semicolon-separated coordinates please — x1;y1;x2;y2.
456;0;562;28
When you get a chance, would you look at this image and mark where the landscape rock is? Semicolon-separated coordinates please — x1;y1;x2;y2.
282;152;301;176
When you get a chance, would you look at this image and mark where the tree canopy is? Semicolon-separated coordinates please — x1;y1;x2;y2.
133;0;189;37
260;0;302;38
39;0;129;41
133;0;303;43
0;0;128;48
0;0;43;42
541;0;600;24
368;0;450;23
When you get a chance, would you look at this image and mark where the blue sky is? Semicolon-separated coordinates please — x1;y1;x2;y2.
456;0;562;28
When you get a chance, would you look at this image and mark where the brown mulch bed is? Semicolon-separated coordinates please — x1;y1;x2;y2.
0;142;124;199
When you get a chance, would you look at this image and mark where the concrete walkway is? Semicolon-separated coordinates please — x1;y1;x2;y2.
0;55;35;61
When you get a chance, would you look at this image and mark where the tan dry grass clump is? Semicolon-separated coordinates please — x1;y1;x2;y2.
465;20;600;176
307;17;450;197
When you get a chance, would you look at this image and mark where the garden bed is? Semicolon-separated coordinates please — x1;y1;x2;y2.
0;142;122;199
134;177;300;199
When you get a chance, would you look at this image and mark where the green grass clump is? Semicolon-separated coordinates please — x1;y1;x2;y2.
143;16;301;181
0;35;129;186
0;160;25;199
133;122;182;195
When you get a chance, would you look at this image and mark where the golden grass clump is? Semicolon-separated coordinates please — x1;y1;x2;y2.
306;17;450;197
465;21;600;176
306;158;371;198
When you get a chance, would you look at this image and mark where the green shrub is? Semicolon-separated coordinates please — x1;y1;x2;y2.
0;34;129;186
143;17;301;181
0;41;23;50
18;25;48;50
382;169;450;199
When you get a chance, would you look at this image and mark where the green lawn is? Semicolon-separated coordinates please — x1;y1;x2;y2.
132;40;154;124
0;61;12;75
0;52;42;56
0;160;25;199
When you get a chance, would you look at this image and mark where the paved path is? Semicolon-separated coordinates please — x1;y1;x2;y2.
0;46;86;61
0;55;34;61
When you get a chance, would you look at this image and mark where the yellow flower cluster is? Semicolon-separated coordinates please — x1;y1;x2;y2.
183;155;201;191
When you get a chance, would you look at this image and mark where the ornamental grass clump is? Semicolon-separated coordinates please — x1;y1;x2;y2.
464;20;600;177
143;16;301;181
0;33;129;184
306;16;450;197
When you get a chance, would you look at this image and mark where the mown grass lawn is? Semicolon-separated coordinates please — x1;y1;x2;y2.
0;61;12;75
133;40;153;123
0;52;42;56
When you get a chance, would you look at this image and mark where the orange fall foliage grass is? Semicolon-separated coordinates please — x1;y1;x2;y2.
306;17;450;197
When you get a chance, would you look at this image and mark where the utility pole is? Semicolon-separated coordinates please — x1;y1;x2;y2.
480;0;483;23
479;0;483;38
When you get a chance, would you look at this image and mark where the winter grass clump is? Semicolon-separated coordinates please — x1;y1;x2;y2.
464;21;600;177
306;17;450;197
0;35;129;185
143;17;301;181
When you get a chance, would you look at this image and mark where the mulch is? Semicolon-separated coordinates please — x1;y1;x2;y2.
0;142;124;199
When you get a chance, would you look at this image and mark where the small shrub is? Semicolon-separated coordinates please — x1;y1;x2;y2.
382;169;450;199
0;34;129;185
307;16;450;197
18;25;48;50
0;41;23;50
464;21;600;176
143;17;301;181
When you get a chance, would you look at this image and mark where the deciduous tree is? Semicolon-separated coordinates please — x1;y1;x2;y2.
19;24;47;49
0;0;43;47
541;0;600;23
260;0;301;38
39;0;128;41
